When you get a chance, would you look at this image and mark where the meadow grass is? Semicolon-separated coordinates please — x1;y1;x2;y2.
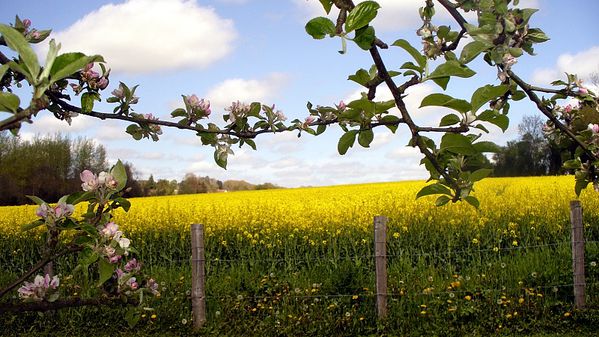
1;176;598;336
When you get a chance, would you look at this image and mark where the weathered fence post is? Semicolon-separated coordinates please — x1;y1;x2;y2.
569;200;586;309
374;215;388;319
191;224;206;330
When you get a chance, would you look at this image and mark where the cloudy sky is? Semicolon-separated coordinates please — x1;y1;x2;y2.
2;0;598;187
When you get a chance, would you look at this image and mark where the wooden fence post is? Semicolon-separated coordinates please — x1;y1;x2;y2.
191;224;207;330
374;216;388;319
569;200;586;309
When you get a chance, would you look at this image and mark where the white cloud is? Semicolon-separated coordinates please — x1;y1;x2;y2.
24;113;93;135
205;73;290;111
93;122;132;142
39;0;237;74
532;46;599;86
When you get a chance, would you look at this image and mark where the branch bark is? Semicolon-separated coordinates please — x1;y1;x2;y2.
507;70;595;159
0;296;139;314
0;245;81;299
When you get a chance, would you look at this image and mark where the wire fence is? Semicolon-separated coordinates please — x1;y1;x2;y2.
177;209;596;329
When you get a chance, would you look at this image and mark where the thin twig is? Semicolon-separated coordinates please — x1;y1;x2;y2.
0;245;81;299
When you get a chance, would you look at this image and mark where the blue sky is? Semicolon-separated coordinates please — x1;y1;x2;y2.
2;0;598;187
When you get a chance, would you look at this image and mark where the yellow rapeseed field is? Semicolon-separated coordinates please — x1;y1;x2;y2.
1;176;596;241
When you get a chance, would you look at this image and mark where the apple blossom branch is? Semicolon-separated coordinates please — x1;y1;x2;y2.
0;245;81;299
0;296;139;314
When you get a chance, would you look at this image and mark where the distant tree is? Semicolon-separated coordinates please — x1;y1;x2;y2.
121;161;143;197
224;180;255;191
255;182;283;190
70;137;108;180
493;115;559;176
155;178;177;196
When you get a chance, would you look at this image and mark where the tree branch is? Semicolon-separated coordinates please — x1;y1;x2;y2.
0;245;81;299
0;296;139;314
436;0;469;52
0;50;10;65
507;70;596;159
368;46;457;187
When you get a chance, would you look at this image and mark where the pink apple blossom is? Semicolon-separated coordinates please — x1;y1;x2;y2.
80;170;98;191
17;274;59;301
101;222;119;237
589;124;599;134
124;258;141;273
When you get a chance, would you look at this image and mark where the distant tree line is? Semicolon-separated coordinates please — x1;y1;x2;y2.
0;132;282;205
491;115;563;176
137;173;282;197
0;132;108;205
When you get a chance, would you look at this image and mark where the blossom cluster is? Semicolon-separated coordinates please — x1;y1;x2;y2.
80;169;118;192
21;18;41;40
143;113;163;135
17;274;60;302
35;202;74;223
185;94;211;118
70;63;109;94
98;221;131;264
225;100;251;123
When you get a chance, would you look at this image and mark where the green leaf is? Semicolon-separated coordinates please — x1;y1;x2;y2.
440;133;476;155
416;183;453;199
0;92;20;113
110;160;128;192
470;84;509;113
345;1;380;33
392;39;427;68
358;129;374;148
0;23;40;82
171;108;187;118
214;150;228;169
380;115;400;133
50;53;104;83
520;8;538;24
435;195;451;206
78;248;99;267
81;92;99;113
526;28;550;43
316;124;326;135
463;195;480;208
125;307;141;328
98;258;115;286
113;197;131;212
420;93;471;114
26;195;46;205
319;0;333;14
428;60;476;80
473;141;501;153
439;114;461;127
305;17;336;39
338;130;358;155
40;39;60;82
348;69;371;86
432;77;450;90
66;191;94;205
470;168;492;182
241;138;256;150
126;124;143;140
400;61;423;73
21;219;45;231
0;63;9;81
459;40;491;64
562;159;582;170
353;26;375;50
